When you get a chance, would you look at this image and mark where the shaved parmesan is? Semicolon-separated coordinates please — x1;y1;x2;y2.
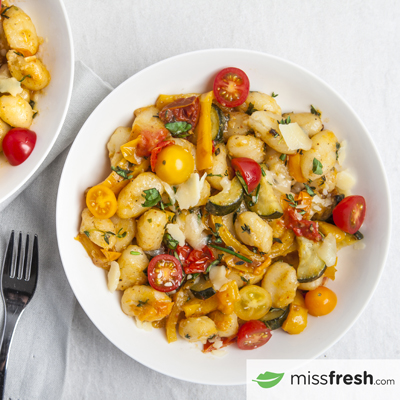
184;213;208;250
279;122;312;151
175;173;206;210
107;261;120;293
161;181;176;205
166;223;185;246
336;170;356;192
0;78;23;97
317;233;337;267
209;266;230;290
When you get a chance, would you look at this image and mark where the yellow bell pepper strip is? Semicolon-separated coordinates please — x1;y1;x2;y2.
318;221;346;243
288;153;307;183
155;93;200;110
100;158;150;195
324;258;338;281
216;281;240;315
100;249;122;263
209;215;265;263
195;91;214;170
75;233;111;270
165;280;193;343
182;295;219;318
268;228;296;259
120;136;144;165
282;290;308;334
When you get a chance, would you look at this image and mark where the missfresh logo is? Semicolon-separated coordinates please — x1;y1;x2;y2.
252;371;284;389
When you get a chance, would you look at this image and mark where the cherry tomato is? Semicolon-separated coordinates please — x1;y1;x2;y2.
150;140;174;171
332;195;366;234
305;286;337;317
237;320;272;350
234;285;271;321
86;184;118;219
213;67;250;108
2;128;36;166
148;254;183;292
185;246;215;274
155;144;194;185
159;96;200;128
284;207;322;242
203;335;237;353
173;245;192;266
135;129;169;158
231;157;262;193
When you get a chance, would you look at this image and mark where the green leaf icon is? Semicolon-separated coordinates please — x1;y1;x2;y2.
252;371;284;389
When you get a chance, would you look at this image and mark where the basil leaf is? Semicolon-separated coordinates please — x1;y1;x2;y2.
141;188;162;207
310;105;321;117
245;102;257;115
312;158;323;175
304;184;316;197
165;121;192;135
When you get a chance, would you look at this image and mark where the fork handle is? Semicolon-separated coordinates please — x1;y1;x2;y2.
0;305;24;399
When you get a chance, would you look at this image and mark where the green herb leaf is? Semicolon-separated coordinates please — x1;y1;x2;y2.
19;75;32;83
207;173;223;178
163;233;179;250
14;51;24;57
84;230;90;238
130;251;141;255
141;188;162;208
147;218;152;223
312;158;323;175
269;128;279;138
165;121;192;135
279;154;287;161
1;6;12;18
111;166;134;180
304;184;316;197
235;170;250;195
271;92;278;98
260;166;266;177
214;147;221;156
245;102;257;115
29;100;35;109
136;299;149;307
206;254;223;274
241;224;251;234
247;183;261;207
284;193;297;208
273;238;283;244
209;244;252;263
116;228;127;238
310;105;321;117
277;116;291;125
241;276;250;284
336;142;341;160
185;334;191;339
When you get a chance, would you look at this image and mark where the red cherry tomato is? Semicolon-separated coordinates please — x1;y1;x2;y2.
231;157;262;193
184;246;215;274
174;245;192;266
332;195;366;234
150;140;174;171
135;129;169;158
284;207;322;242
2;128;37;166
213;67;250;108
147;254;183;292
237;320;272;350
159;96;201;129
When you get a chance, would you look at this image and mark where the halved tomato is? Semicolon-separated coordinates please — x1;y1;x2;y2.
86;185;118;219
184;246;215;274
237;320;272;350
148;254;183;292
213;67;250;108
234;285;271;321
332;195;366;234
231;157;262;194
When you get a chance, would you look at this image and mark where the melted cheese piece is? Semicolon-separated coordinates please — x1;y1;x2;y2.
279;122;312;151
336;170;356;192
0;78;23;97
175;172;206;210
184;213;208;250
166;223;185;246
107;261;120;293
209;266;230;290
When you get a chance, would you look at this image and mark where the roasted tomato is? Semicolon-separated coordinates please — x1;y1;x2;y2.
148;254;183;292
237;320;272;350
203;335;237;353
136;129;169;158
86;184;118;219
305;286;337;317
184;246;215;274
332;195;366;234
150;140;174;171
159;96;200;129
284;207;322;242
231;157;262;193
213;67;250;108
2;128;36;166
174;245;192;266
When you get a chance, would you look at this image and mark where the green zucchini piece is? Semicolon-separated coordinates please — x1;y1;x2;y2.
206;176;243;216
259;307;289;330
211;104;226;142
244;164;283;219
190;278;216;300
296;236;326;283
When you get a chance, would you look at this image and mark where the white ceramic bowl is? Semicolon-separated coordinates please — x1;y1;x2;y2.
56;49;391;385
0;0;74;205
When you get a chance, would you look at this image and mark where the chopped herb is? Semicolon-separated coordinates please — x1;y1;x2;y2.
304;184;316;197
147;218;152;223
235;261;245;265
241;276;250;284
247;183;261;207
233;212;238;224
285;193;297;208
208;334;216;340
141;188;162;207
84;230;90;238
280;154;287;162
271;92;278;98
260;166;266;177
209;244;252;263
164;121;192;136
214;147;221;156
185;334;191;339
163;233;179;250
153;114;159;118
298;209;306;215
318;230;325;238
136;299;149;307
206;255;223;273
277;116;291;125
353;231;364;240
162;160;166;165
245;102;257;115
310;105;321;117
102;231;116;245
32;111;38;119
1;6;12;18
207;173;223;178
312;158;323;175
111;166;133;180
270;129;279;138
130;251;141;255
116;228;127;238
273;238;283;244
173;186;177;194
336;142;341;160
29;100;35;109
14;51;24;57
19;75;32;83
319;175;326;186
241;224;251;234
235;170;249;195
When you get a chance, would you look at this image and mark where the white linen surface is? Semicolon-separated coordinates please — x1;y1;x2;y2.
0;0;399;399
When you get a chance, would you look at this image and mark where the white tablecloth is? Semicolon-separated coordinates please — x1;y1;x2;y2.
1;0;399;399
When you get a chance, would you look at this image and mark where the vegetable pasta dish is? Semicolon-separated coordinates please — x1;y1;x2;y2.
77;67;366;353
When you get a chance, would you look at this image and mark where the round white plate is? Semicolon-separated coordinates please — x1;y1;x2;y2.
0;0;74;205
56;49;391;385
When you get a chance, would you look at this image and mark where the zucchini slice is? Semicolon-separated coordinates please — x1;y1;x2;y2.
190;278;216;300
211;104;226;142
244;164;283;219
259;307;289;330
296;236;326;283
206;177;243;216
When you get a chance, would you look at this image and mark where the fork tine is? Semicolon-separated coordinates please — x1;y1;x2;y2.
2;231;14;277
16;232;25;280
23;234;32;281
28;235;39;283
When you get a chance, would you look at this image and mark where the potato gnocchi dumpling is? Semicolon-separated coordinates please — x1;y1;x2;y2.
77;67;365;354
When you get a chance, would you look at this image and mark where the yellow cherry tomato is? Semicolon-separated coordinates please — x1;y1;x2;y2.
282;291;308;334
155;144;194;185
86;184;118;219
305;286;337;316
234;284;271;321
